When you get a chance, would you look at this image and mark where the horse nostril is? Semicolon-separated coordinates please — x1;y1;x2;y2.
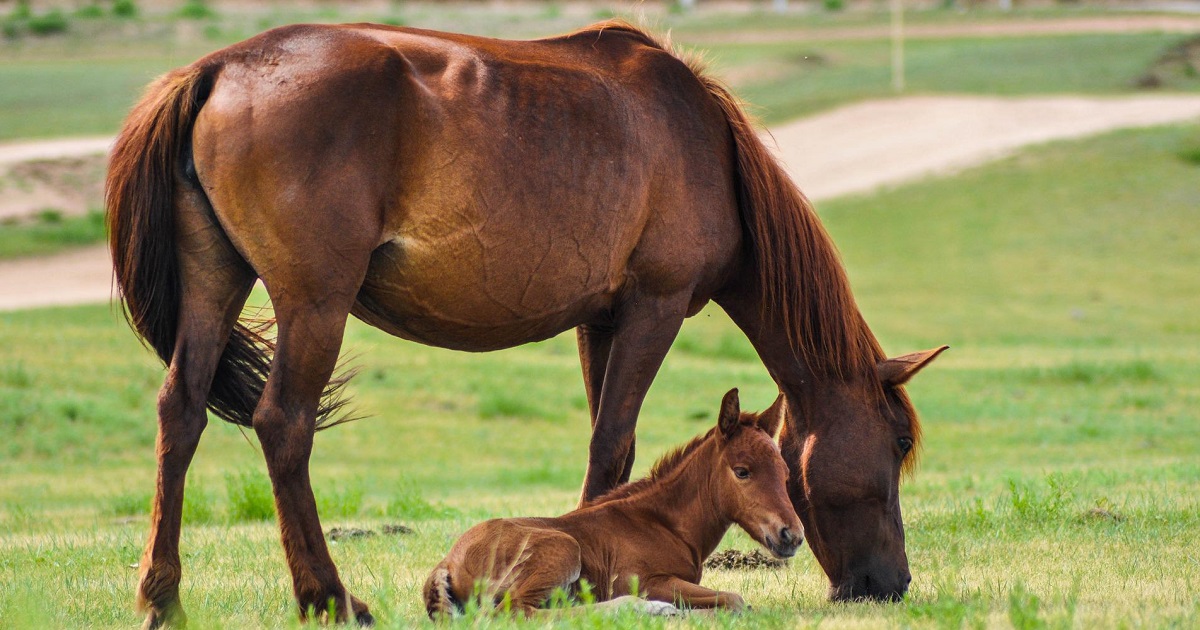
779;527;796;546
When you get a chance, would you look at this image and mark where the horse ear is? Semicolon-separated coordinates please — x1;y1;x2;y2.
718;388;741;439
756;393;787;439
877;345;949;386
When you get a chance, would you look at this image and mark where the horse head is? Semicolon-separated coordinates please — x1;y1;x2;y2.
779;346;947;602
712;388;803;560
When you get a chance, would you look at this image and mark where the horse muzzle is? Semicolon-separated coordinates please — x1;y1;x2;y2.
829;567;911;602
766;525;803;559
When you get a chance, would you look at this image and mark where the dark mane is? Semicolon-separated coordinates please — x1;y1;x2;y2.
591;427;717;504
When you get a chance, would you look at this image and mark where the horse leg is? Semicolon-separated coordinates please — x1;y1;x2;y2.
251;294;371;624
138;189;255;629
579;296;689;502
575;325;636;483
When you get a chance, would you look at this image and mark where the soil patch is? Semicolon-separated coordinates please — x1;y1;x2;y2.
0;155;107;223
326;523;416;541
1135;35;1200;90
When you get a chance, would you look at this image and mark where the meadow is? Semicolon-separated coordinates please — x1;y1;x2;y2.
3;118;1199;626
2;2;1200;628
1;3;1198;139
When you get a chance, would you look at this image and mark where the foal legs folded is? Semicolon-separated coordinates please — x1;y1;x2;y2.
642;576;747;611
447;525;582;617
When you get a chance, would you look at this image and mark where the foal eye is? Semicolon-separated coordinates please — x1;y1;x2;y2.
897;437;914;455
733;467;751;479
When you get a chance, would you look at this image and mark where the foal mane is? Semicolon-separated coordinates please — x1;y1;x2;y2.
590;427;717;504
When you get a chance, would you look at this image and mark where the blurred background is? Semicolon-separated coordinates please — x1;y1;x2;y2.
1;1;1198;627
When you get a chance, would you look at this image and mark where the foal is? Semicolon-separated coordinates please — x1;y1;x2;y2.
423;389;802;617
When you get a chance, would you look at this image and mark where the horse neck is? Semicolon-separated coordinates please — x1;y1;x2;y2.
627;437;732;560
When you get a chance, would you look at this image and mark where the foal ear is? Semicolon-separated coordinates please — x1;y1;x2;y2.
718;388;741;439
756;393;787;439
877;345;950;386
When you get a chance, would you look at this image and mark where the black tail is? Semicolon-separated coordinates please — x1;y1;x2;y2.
106;64;352;429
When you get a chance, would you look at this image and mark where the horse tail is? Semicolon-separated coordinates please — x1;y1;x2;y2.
696;75;883;377
423;563;460;620
106;64;355;429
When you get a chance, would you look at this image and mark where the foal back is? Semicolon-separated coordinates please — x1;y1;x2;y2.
190;22;741;350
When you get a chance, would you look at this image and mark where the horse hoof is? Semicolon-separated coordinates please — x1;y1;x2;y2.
142;606;187;630
355;610;375;627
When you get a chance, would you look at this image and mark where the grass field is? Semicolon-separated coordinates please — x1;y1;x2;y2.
0;5;1197;139
2;120;1198;627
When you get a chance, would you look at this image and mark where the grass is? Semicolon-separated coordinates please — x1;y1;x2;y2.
704;32;1191;124
0;210;105;259
2;119;1199;626
0;7;1196;138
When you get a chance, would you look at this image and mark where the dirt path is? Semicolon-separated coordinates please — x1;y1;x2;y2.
2;94;1200;312
688;15;1200;45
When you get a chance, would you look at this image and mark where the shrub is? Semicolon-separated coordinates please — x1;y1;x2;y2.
107;491;151;517
316;481;364;518
177;0;216;20
75;4;105;19
226;468;275;522
26;10;68;36
384;484;458;520
112;0;139;19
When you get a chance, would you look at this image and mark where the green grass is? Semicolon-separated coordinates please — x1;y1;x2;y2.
0;8;1195;138
2;120;1199;626
0;210;105;259
704;33;1191;124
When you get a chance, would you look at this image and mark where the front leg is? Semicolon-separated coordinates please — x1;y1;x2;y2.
643;576;747;611
579;295;690;503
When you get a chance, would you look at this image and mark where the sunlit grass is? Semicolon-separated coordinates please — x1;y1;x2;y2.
2;123;1199;626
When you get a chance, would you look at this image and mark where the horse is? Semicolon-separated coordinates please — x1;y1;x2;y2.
423;388;801;618
106;19;947;627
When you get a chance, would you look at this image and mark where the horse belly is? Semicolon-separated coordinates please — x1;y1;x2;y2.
353;233;615;351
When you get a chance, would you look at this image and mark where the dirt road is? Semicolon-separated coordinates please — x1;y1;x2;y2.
2;94;1200;312
688;15;1200;44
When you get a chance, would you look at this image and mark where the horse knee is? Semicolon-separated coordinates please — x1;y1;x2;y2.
155;378;207;453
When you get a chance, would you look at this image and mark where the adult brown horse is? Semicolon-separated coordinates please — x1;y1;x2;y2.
424;389;800;618
107;19;947;627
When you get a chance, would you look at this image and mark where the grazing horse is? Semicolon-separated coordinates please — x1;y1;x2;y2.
106;19;947;627
423;389;801;618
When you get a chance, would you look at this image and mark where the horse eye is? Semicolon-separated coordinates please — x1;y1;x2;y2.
734;467;751;479
897;437;914;455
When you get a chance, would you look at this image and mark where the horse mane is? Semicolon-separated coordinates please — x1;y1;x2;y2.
591;427;716;504
575;20;883;380
573;20;920;458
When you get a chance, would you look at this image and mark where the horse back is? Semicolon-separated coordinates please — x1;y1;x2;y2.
190;23;740;348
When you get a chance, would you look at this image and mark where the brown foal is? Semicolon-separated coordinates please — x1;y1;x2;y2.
423;389;801;618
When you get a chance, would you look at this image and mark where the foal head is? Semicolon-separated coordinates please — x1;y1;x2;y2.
712;388;803;559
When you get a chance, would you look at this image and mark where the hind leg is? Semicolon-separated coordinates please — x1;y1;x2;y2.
138;186;255;629
458;527;582;617
251;269;373;624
